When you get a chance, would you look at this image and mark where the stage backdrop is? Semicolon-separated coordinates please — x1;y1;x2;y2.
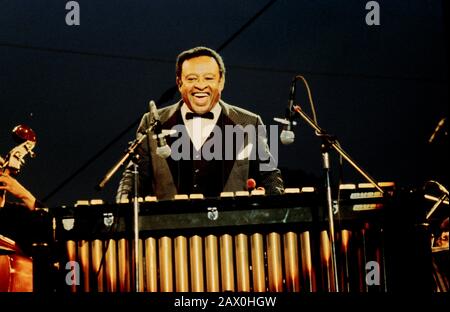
0;0;448;206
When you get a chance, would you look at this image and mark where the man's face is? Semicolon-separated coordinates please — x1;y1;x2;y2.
177;55;224;114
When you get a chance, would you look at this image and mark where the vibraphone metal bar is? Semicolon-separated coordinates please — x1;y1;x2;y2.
53;188;389;292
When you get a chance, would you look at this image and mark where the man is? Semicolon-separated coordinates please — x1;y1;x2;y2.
117;46;283;200
0;171;37;211
0;170;53;292
0;171;48;255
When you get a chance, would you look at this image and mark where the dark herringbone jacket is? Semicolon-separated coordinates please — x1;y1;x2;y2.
116;100;284;201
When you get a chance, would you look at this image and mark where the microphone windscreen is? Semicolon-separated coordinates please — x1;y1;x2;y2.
280;130;295;145
156;145;171;159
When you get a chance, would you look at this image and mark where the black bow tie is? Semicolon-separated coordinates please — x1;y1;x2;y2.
185;111;214;120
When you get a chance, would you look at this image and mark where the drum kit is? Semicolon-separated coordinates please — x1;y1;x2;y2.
424;117;448;292
424;180;449;292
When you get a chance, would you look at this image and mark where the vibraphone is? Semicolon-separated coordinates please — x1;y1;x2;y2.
52;184;394;292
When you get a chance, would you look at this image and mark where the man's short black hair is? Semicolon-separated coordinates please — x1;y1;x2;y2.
176;46;226;81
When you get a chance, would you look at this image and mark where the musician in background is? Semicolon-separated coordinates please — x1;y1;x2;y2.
0;169;47;255
117;46;284;201
0;171;37;211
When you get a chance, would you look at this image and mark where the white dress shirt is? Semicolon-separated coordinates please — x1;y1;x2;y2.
181;103;222;151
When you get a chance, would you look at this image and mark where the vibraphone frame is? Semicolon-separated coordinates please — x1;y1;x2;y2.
52;191;388;292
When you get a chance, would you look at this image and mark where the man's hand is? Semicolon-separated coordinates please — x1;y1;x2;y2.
0;172;36;210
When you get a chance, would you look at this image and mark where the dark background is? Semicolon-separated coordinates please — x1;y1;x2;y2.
1;0;448;207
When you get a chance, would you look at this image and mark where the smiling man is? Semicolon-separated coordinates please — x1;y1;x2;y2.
117;46;284;200
177;53;224;115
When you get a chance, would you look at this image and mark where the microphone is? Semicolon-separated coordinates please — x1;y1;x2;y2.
279;78;296;145
428;117;446;143
149;101;171;158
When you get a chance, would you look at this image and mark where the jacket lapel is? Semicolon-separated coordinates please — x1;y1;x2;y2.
220;101;250;193
149;102;181;199
151;100;251;198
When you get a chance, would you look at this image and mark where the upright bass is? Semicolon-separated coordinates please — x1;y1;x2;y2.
0;124;37;292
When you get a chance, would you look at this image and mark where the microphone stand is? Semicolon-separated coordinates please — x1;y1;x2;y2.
292;105;384;292
131;162;140;292
96;132;150;190
293;105;384;193
96;125;157;292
